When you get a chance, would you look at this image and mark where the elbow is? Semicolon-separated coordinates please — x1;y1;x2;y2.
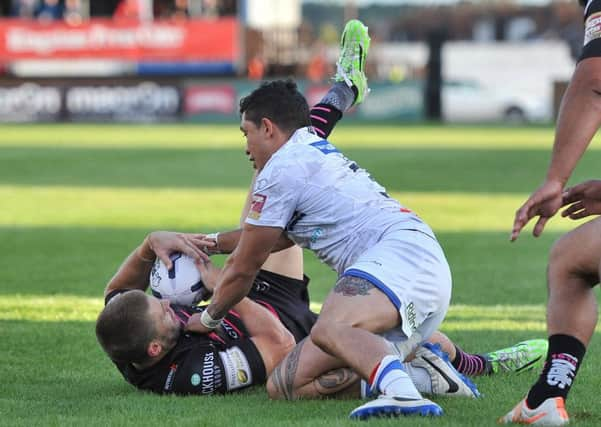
224;251;263;280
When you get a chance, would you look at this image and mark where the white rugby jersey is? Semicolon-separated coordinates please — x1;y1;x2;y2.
245;127;434;274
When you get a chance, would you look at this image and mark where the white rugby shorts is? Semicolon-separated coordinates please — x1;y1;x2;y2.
342;228;452;342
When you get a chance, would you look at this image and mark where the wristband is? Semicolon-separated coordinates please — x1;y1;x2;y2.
200;309;223;329
205;232;221;254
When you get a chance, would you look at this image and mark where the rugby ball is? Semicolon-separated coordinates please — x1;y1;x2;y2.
149;253;208;305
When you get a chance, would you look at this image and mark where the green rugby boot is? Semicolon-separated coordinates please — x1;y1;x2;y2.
335;19;370;106
485;339;548;374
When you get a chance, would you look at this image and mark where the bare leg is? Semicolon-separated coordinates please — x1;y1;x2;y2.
546;217;600;344
267;337;360;400
310;277;403;380
269;277;406;397
523;217;601;409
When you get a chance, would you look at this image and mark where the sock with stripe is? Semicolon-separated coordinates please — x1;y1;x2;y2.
369;354;422;399
526;334;585;408
309;103;342;139
451;345;490;376
309;82;356;138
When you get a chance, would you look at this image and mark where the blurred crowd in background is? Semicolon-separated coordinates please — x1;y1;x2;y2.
0;0;585;124
0;1;583;58
0;0;236;21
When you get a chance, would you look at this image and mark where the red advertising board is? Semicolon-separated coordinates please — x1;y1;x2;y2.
0;18;238;62
185;85;236;115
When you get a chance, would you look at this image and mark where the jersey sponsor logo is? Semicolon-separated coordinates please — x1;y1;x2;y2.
218;346;252;391
198;351;224;394
248;194;267;220
253;279;271;292
405;302;417;332
163;363;178;391
310;228;323;244
309;140;340;154
221;320;240;339
237;370;248;383
584;11;601;46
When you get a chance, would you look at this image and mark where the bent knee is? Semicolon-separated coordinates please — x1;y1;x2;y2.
549;234;572;272
548;230;600;285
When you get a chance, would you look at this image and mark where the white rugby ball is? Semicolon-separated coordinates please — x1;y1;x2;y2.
149;253;206;305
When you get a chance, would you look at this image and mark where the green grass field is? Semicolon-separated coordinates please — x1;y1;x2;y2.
1;124;600;426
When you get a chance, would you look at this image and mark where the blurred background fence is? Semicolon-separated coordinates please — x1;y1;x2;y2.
0;0;583;124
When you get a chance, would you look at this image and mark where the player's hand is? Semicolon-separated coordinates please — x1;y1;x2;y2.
197;260;219;292
561;179;601;219
184;312;214;334
511;180;564;241
148;231;214;268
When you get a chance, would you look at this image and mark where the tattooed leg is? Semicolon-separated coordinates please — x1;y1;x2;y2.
269;339;307;400
268;273;403;399
333;275;375;296
309;274;402;380
267;337;358;400
312;367;361;398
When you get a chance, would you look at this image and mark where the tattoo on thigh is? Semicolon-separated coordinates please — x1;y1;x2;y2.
272;338;306;400
315;368;359;395
333;276;375;296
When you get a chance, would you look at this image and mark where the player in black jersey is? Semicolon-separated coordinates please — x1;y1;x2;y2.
96;229;542;400
502;1;601;425
96;230;318;396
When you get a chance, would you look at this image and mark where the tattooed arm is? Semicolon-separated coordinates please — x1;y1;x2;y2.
266;337;361;400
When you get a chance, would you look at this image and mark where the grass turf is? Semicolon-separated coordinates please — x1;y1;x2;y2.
1;123;600;426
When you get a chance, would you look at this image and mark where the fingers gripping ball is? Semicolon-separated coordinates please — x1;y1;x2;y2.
149;253;211;305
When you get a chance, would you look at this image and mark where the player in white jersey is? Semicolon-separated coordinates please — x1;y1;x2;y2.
246;124;447;343
185;78;453;419
247;129;434;272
